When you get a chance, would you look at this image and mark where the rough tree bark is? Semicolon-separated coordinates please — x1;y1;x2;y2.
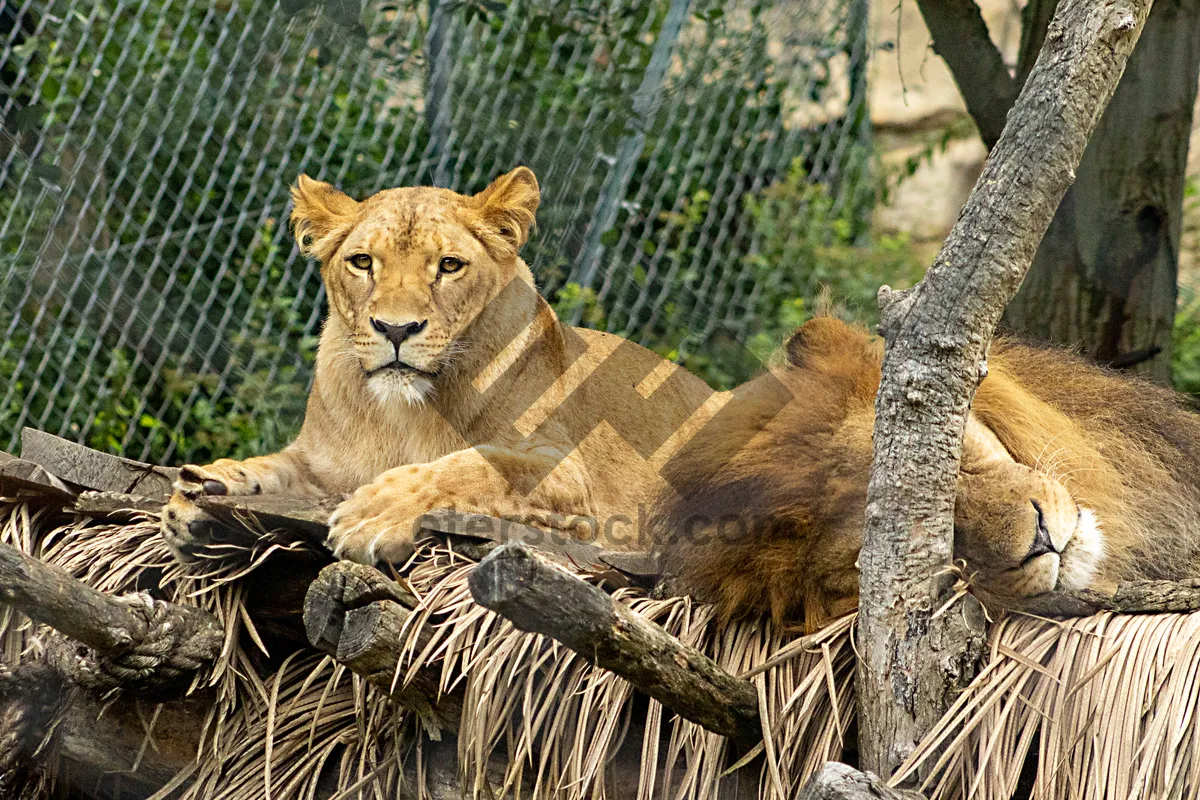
798;763;925;800
915;0;1200;381
0;539;221;688
857;0;1152;781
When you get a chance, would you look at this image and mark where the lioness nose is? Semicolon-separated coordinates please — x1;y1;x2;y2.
371;318;427;350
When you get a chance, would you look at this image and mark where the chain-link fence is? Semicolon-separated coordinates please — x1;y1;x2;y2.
1;0;873;464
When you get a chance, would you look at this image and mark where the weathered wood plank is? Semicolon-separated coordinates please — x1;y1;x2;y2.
193;493;341;549
0;454;77;503
20;428;178;500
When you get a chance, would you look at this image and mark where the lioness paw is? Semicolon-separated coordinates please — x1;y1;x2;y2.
175;458;269;498
160;491;222;561
326;471;453;565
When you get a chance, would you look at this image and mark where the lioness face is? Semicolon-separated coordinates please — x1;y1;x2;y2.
954;417;1104;597
289;168;540;405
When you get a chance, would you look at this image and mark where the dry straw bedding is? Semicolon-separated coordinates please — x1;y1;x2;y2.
2;501;1199;800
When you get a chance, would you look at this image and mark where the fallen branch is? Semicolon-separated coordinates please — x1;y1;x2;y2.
1015;579;1200;617
468;542;761;746
0;539;222;696
858;0;1153;778
304;561;462;737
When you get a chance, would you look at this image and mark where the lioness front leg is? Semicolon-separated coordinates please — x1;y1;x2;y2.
328;445;594;565
162;450;320;559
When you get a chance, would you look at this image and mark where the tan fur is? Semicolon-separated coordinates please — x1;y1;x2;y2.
656;317;1200;632
162;169;713;562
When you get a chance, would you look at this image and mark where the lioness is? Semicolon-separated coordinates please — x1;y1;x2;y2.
162;168;715;561
656;316;1200;631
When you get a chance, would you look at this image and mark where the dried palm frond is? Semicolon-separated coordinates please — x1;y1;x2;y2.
16;497;1200;800
169;654;419;800
1;502;858;800
387;543;855;800
897;611;1200;800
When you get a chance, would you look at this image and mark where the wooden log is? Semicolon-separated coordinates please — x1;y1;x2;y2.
8;671;509;800
468;542;762;746
303;561;462;736
19;428;178;500
0;538;164;654
857;0;1152;778
0;539;221;691
798;763;927;800
56;690;210;789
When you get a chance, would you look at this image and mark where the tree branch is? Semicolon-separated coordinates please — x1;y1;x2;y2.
0;540;221;693
913;0;1017;148
857;0;1152;780
468;542;762;746
1014;579;1200;617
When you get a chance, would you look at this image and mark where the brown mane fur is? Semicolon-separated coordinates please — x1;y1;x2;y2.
655;317;1200;631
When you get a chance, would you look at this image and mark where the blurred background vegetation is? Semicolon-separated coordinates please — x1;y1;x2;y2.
1;0;1198;465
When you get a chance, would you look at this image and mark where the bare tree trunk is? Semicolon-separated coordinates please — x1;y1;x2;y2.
913;0;1016;149
915;0;1200;380
1003;0;1200;380
857;0;1151;781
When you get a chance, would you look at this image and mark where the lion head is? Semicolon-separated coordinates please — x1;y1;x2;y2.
289;167;540;406
955;414;1105;600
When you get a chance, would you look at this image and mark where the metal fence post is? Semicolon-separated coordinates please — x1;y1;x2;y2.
569;0;692;304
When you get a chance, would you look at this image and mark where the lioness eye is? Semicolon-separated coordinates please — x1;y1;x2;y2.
347;253;372;272
439;256;466;275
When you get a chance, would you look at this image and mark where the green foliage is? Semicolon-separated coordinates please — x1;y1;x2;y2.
1172;176;1200;397
630;155;923;389
1172;286;1200;397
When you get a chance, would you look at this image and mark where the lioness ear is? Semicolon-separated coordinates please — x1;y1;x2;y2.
474;166;540;250
290;174;360;261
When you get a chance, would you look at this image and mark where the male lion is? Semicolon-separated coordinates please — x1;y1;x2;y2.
656;316;1200;632
162;168;714;562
